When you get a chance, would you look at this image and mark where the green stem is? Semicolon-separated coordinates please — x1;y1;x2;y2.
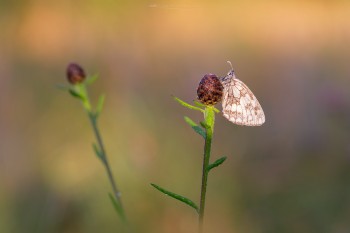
76;84;92;111
79;84;126;222
88;113;125;220
198;107;215;233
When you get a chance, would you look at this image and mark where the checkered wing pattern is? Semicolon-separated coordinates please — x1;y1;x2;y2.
220;70;265;126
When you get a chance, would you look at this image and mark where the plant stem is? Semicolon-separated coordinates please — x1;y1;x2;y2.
198;107;215;233
88;113;126;221
79;82;126;222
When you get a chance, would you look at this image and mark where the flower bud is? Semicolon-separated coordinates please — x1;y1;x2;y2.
66;63;86;84
197;74;223;105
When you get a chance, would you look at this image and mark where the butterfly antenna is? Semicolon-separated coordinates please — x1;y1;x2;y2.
226;61;234;71
225;61;235;78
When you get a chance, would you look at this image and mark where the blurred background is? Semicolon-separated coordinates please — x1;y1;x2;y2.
1;0;350;232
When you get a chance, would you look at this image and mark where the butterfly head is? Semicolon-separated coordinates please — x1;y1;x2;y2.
219;61;236;83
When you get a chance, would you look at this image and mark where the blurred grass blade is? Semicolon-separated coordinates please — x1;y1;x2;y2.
207;156;227;172
108;193;126;221
173;96;204;112
85;74;99;85
96;94;106;117
92;143;103;161
68;88;84;100
184;116;205;139
151;183;199;212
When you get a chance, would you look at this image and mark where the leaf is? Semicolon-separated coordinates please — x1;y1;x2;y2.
173;96;204;112
85;74;99;85
194;101;220;113
207;156;227;172
212;106;220;113
108;193;126;221
92;143;104;160
200;121;209;129
184;116;205;139
68;88;84;100
96;94;106;117
151;183;199;212
194;101;206;108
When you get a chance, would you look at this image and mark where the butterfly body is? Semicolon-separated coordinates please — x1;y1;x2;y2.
220;70;265;126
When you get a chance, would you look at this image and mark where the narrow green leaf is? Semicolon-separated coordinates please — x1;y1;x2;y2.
108;193;126;221
96;94;106;117
85;74;99;85
151;183;199;212
212;106;220;113
207;156;227;172
194;101;220;113
68;88;84;100
184;116;205;139
193;101;206;108
200;121;209;129
173;96;204;112
92;143;103;160
184;116;196;126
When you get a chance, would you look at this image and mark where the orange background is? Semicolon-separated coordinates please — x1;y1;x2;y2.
1;1;350;232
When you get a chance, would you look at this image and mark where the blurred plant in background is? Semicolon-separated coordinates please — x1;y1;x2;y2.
59;63;127;226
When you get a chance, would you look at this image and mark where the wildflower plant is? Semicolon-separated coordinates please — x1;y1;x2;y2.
58;63;126;223
151;62;265;232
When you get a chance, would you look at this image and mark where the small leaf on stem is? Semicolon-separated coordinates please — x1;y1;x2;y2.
92;143;104;160
173;96;204;112
207;156;227;172
194;101;207;108
194;101;220;113
69;88;84;100
108;193;126;221
96;94;106;117
200;121;209;129
184;116;205;139
212;106;220;113
151;183;199;212
85;74;99;85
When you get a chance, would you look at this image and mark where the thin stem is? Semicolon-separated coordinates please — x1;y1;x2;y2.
79;83;126;222
88;113;126;221
198;107;215;233
66;74;128;228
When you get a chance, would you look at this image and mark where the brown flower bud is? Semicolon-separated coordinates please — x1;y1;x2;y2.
66;63;86;84
197;74;223;105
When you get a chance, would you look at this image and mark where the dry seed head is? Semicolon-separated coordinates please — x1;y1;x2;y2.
66;63;86;84
197;74;223;105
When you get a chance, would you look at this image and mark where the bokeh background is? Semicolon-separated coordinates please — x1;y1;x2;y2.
1;1;350;232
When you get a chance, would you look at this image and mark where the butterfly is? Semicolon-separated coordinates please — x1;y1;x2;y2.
219;62;265;126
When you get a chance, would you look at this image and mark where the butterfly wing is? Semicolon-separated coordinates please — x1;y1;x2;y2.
220;72;265;126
